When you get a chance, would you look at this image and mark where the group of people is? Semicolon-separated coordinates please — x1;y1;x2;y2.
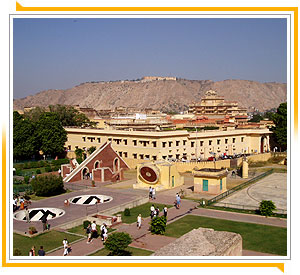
13;196;31;212
148;187;156;200
86;221;108;244
150;204;168;220
29;246;45;256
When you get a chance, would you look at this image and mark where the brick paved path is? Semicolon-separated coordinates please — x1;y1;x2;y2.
47;195;286;256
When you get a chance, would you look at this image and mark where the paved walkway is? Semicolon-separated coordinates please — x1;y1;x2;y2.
47;195;285;256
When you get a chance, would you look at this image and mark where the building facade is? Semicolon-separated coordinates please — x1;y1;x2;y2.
64;127;271;162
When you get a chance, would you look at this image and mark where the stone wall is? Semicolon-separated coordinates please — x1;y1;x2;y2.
153;227;242;256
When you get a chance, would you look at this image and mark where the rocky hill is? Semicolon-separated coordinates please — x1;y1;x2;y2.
13;78;287;113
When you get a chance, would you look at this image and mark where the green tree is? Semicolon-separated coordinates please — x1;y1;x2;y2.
13;111;38;160
259;200;276;217
49;104;96;127
249;114;264;122
271;102;287;151
35;113;67;157
23;106;46;122
104;232;132;256
87;146;97;155
31;174;65;196
150;216;167;235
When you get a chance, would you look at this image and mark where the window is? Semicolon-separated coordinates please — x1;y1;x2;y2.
162;156;167;160
176;140;180;146
139;154;144;159
68;145;71;150
191;142;195;147
97;138;101;143
209;140;212;146
113;139;121;144
217;139;220;145
225;139;228;144
176;154;180;159
183;140;187;146
168;141;172;147
82;137;86;142
108;138;112;142
75;146;78;149
124;152;128;158
233;138;236;143
152;156;157;161
152;141;157;147
145;155;150;160
124;139;127;145
200;141;204;146
241;137;244;142
119;152;122;157
162;142;167;148
133;153;137;159
220;179;223;190
133;140;137;146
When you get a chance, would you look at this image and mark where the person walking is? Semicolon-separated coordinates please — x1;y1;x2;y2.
137;214;143;229
37;246;45;256
152;188;156;199
25;207;30;223
91;220;97;239
86;223;92;243
41;215;47;231
155;206;160;216
102;225;108;242
149;187;153;200
63;238;70;256
163;205;168;218
100;223;106;241
150;204;155;219
175;193;181;209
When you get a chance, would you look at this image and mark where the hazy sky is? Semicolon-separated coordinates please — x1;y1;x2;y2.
13;18;287;99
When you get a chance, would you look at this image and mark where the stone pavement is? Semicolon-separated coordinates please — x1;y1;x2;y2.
46;195;285;256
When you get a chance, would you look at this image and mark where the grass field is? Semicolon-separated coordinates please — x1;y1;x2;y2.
114;202;172;224
89;246;153;256
13;231;83;256
165;215;287;255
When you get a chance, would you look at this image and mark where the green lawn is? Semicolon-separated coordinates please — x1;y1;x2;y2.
13;231;83;256
114;202;172;224
89;246;153;256
68;224;116;236
165;215;287;256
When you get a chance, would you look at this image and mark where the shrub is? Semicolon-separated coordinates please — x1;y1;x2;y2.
45;166;53;173
13;249;22;256
36;169;41;174
15;169;23;176
14;163;24;170
104;232;132;256
83;220;91;229
88;146;97;155
259;200;276;217
31;174;65;196
124;208;131;216
150;216;167;235
24;162;30;169
23;176;30;184
30;162;39;168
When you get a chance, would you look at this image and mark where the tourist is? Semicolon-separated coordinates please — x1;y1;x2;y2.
149;187;153;199
41;215;48;231
63;238;71;256
137;214;142;229
163;205;168;218
38;246;45;256
152;188;156;199
86;223;92;243
102;225;108;242
153;208;157;218
20;197;25;210
13;198;18;212
100;223;106;241
29;246;36;256
25;207;30;223
150;204;155;219
155;206;160;216
91;221;98;239
175;193;181;209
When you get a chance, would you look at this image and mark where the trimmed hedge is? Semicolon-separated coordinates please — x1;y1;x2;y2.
31;174;65;197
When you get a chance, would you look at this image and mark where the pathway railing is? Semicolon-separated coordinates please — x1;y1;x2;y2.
207;169;274;205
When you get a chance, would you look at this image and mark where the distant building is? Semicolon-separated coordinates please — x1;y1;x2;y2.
188;90;247;119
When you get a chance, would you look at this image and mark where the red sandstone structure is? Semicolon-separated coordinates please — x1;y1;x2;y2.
61;142;129;183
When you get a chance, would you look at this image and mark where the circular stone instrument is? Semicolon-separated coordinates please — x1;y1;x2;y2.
139;165;159;184
68;194;113;205
14;208;65;222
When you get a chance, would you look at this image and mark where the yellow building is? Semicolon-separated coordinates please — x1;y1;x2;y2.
189;90;247;118
193;168;227;195
134;160;184;190
64;127;271;163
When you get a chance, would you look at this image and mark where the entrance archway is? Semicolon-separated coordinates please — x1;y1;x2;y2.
82;167;89;180
113;158;120;173
261;136;265;153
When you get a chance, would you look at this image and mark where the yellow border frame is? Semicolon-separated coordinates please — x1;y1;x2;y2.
4;3;297;271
